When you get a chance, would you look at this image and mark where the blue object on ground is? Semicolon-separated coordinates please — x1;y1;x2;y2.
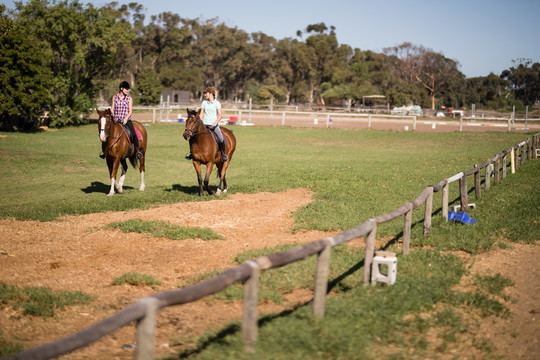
448;211;476;224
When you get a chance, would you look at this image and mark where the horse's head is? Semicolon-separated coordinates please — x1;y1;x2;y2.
183;108;201;140
97;108;113;142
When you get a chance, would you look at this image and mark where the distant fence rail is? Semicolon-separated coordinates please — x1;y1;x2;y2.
4;132;539;360
122;106;540;132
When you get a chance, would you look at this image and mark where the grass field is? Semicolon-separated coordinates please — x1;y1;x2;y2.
1;124;539;359
0;124;533;226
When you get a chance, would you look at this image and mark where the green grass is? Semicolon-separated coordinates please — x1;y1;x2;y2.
0;282;94;318
0;124;532;234
111;272;162;287
105;219;224;240
167;249;515;359
178;245;365;304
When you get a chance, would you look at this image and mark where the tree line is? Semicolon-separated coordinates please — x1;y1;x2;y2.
1;1;539;127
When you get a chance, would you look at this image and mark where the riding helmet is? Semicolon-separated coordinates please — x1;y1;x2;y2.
119;81;130;90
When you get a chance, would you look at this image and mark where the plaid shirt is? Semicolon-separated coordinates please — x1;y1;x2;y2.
113;93;131;122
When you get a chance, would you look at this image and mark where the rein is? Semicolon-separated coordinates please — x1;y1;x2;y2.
102;116;124;147
185;115;211;137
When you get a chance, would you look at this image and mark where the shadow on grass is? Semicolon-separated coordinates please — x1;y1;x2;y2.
81;181;111;194
167;184;213;195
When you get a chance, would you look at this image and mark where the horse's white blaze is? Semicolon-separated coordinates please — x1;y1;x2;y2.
139;171;145;191
99;117;107;142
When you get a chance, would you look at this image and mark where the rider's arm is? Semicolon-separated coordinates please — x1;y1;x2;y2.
124;97;133;124
213;107;222;127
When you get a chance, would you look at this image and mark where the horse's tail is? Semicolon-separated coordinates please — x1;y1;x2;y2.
129;156;138;169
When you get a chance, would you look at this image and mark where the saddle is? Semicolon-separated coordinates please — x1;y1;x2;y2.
121;124;142;144
206;126;228;146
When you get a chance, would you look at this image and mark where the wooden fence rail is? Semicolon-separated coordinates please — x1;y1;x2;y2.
3;132;539;360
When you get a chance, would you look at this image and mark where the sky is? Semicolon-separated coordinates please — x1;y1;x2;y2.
4;0;540;78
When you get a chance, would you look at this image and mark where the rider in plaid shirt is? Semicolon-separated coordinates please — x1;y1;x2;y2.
112;81;142;159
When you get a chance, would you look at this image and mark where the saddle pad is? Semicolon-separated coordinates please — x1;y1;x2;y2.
122;125;142;143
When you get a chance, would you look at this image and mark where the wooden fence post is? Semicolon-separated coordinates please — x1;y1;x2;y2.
442;183;449;221
502;153;507;179
521;144;526;165
243;261;260;353
474;165;481;199
403;207;412;254
135;297;160;360
423;187;433;237
485;162;491;191
313;239;333;318
459;176;469;211
494;157;500;183
363;221;377;286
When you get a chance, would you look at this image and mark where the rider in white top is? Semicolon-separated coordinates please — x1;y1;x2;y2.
186;87;228;162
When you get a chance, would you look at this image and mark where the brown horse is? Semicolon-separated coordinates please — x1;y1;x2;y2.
182;108;236;196
97;109;147;196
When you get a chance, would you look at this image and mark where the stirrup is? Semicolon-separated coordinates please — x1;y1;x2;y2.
136;151;143;159
99;152;105;159
185;152;192;160
221;154;228;162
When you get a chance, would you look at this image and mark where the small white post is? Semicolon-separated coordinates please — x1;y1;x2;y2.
248;98;252;123
511;148;515;174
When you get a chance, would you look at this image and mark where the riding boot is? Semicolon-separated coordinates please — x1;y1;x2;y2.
133;137;143;159
185;152;192;160
219;141;228;162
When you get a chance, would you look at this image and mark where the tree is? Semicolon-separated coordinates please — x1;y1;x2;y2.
0;4;53;118
501;58;540;106
383;42;464;109
302;23;348;105
465;74;511;110
13;0;133;126
274;38;311;103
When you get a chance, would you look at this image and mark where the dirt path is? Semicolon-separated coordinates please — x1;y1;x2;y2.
0;189;538;359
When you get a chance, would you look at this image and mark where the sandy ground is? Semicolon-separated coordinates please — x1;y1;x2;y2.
0;188;538;359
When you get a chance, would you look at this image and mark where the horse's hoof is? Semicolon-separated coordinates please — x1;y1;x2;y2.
139;186;145;191
107;192;114;197
215;189;221;196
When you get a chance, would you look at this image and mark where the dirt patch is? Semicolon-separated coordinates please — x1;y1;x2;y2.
0;189;538;359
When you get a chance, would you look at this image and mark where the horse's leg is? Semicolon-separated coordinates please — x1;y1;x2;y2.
115;159;127;194
192;161;205;196
216;162;230;195
204;162;215;195
138;156;145;191
107;157;120;196
215;164;224;196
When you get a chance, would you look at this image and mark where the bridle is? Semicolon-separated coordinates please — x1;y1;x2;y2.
99;113;122;145
184;113;210;138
